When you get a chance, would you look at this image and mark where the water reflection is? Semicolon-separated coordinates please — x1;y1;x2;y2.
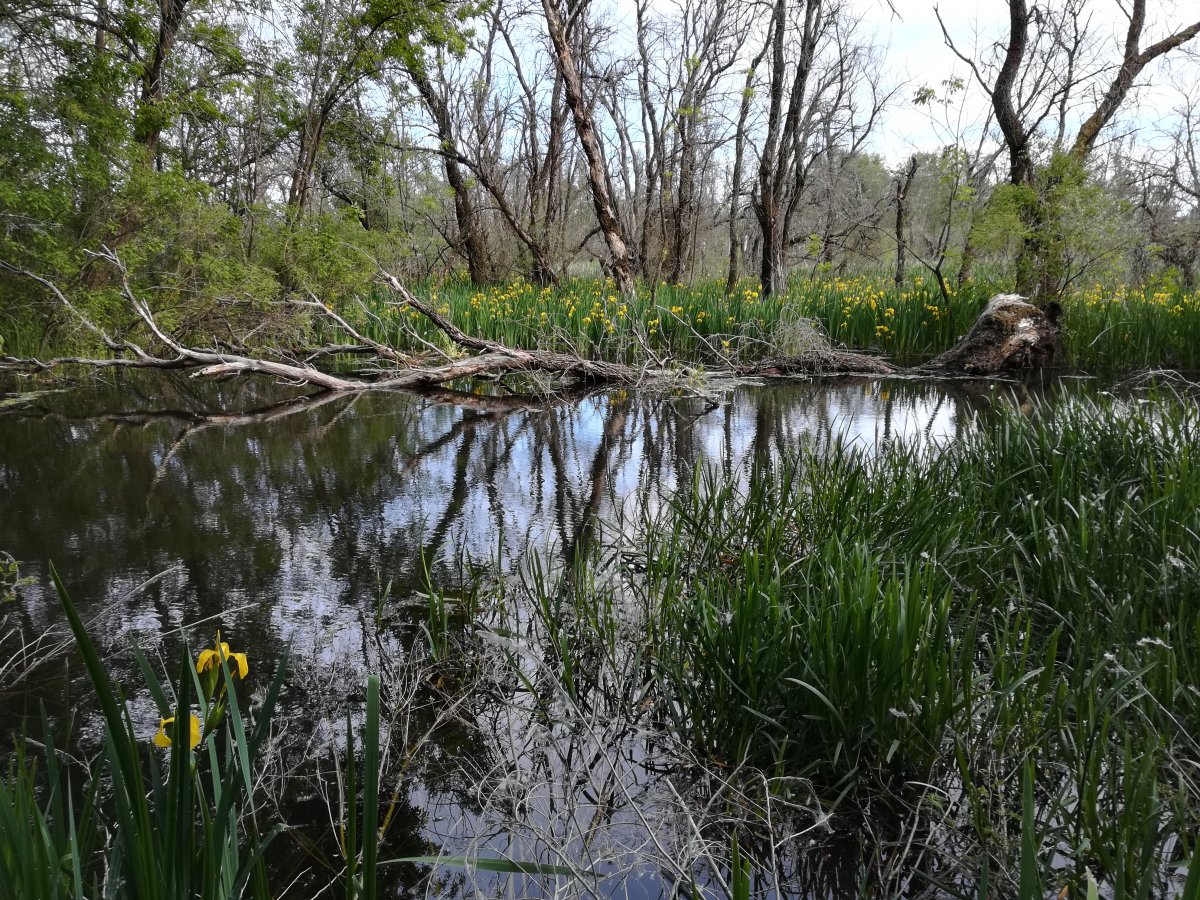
0;373;1038;639
0;370;1073;897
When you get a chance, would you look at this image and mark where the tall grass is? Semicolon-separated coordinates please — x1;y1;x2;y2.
0;571;291;899
1063;283;1200;370
501;389;1200;896
350;274;997;366
347;273;1200;370
0;309;52;359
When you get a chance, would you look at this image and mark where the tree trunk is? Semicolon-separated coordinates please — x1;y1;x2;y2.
408;65;493;284
135;0;191;160
541;0;637;298
915;294;1062;375
894;156;918;289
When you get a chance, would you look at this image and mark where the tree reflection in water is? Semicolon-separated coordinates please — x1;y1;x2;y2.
0;370;1065;897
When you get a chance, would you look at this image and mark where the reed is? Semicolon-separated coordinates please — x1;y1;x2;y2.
501;388;1200;896
0;570;289;900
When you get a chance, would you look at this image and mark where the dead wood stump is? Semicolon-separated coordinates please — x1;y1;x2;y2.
915;294;1062;376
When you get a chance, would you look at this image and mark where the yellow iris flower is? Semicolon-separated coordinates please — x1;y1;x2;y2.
196;631;249;680
153;714;201;749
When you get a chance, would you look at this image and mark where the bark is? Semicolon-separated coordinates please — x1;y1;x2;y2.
992;0;1034;188
407;64;493;284
540;0;637;298
1070;3;1200;162
726;41;770;295
915;295;1061;376
894;156;918;289
136;0;192;159
753;0;823;297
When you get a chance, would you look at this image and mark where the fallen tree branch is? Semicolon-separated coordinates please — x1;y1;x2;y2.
3;250;1062;396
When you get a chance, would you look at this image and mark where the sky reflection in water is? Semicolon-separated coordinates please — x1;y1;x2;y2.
0;371;1071;897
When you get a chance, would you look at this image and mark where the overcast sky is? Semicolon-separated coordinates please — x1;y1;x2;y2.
863;0;1197;161
596;0;1200;164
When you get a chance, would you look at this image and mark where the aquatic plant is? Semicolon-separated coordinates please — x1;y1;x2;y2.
493;389;1200;897
0;572;288;900
347;273;1200;371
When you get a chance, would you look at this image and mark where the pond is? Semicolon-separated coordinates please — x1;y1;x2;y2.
0;370;1148;898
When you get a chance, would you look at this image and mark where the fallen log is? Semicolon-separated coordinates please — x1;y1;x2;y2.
1;249;1059;392
1;250;651;389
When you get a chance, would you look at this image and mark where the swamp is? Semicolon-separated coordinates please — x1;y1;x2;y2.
3;0;1200;896
2;368;1199;898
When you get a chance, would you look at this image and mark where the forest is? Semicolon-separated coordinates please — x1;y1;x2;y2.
1;0;1198;372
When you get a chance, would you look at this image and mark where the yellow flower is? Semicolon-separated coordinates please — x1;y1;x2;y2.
153;714;201;749
197;631;249;680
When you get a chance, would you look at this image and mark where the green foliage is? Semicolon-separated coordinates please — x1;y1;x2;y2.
262;211;382;302
653;521;964;780
0;554;34;604
0;569;290;899
0;735;99;900
974;181;1036;255
624;392;1198;890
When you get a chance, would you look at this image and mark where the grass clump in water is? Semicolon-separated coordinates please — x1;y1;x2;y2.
598;389;1200;895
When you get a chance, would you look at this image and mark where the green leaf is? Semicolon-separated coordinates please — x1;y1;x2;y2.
383;855;580;877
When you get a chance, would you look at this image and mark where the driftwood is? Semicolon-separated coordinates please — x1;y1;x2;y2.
737;350;898;377
1;251;1061;393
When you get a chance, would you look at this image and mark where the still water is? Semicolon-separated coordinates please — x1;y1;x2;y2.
0;371;1078;897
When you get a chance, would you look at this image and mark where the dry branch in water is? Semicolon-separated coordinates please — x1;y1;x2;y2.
2;249;651;390
1;250;1062;392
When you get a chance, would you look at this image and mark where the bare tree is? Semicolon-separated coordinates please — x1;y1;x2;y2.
404;52;494;283
726;39;771;294
752;0;825;296
893;156;918;288
940;0;1200;297
663;0;745;283
747;0;885;295
541;0;638;297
